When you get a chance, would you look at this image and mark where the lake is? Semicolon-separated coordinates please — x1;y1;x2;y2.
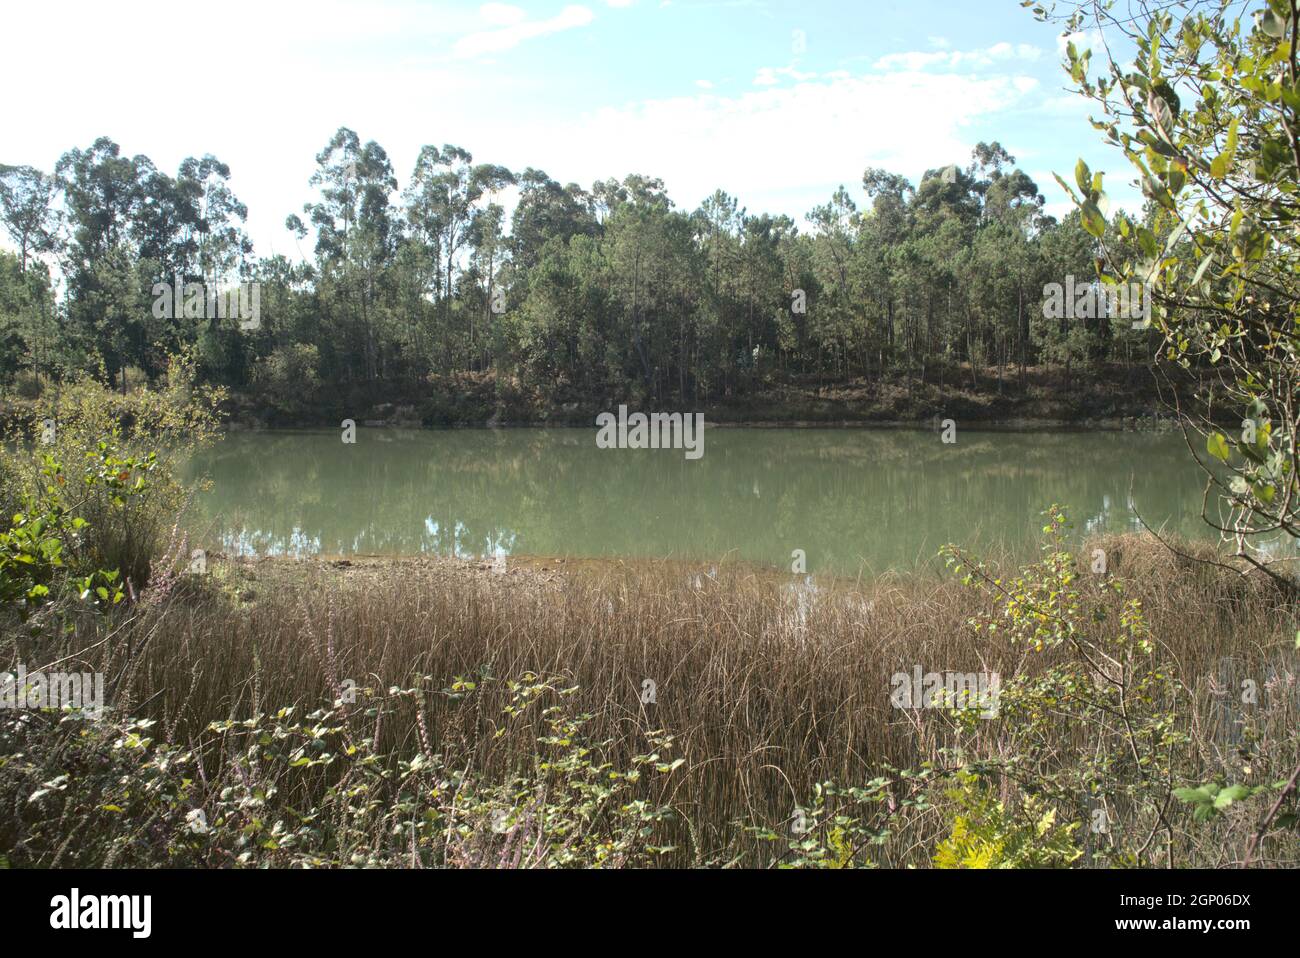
184;426;1235;576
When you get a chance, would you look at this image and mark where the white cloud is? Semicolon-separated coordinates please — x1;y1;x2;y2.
872;51;953;72
0;0;522;258
874;42;1043;72
0;0;1068;258
1057;29;1103;55
1039;93;1089;115
454;4;595;59
753;65;818;86
514;68;1042;221
480;3;529;26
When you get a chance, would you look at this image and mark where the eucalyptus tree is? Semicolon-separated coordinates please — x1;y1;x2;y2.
0;167;61;381
161;155;254;383
970;146;1047;377
400;149;446;368
509;168;597;271
124;158;200;370
404;144;514;370
296;127;364;260
294;128;399;382
0;164;60;274
179;155;251;287
55;138;141;265
130;160;197;282
467;201;506;370
55;138;150;387
590;177;626;225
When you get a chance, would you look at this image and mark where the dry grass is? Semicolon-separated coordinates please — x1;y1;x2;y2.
15;533;1298;867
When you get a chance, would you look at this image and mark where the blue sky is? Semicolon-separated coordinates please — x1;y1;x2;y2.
1;0;1132;258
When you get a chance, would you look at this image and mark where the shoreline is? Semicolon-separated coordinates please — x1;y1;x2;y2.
6;363;1221;433
203;550;912;603
223;414;1182;432
211;363;1209;430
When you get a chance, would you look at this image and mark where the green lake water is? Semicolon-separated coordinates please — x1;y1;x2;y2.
184;427;1245;576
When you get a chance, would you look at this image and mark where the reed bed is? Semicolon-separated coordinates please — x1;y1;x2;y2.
11;531;1294;867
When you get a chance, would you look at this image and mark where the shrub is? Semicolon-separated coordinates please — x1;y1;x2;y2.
1;351;222;593
252;344;321;419
933;770;1082;869
0;673;681;868
940;506;1187;866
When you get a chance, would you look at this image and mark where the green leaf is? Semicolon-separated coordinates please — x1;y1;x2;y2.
1213;784;1252;809
1192;252;1215;285
1258;9;1286;38
1081;200;1106;237
1210;118;1240;179
1148;82;1181;132
1207;432;1231;462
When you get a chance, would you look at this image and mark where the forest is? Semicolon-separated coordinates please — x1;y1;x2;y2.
1;134;1148;421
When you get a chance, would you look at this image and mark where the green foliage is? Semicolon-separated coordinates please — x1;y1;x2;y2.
12;370;47;400
0;449;138;621
0;670;686;868
1037;0;1300;573
1;352;222;592
251;343;320;419
447;674;681;867
0;503;73;613
934;770;1082;868
942;506;1186;866
744;769;935;869
1173;781;1279;823
0;673;681;868
2;127;1159;421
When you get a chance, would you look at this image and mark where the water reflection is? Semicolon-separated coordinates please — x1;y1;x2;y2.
183;427;1275;575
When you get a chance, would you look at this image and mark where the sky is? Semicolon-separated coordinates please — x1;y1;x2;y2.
0;0;1133;259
